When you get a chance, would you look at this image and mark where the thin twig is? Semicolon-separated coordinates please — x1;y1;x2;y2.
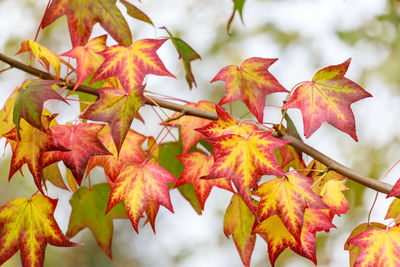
0;52;395;196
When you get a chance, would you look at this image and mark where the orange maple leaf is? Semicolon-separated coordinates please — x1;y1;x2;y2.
164;101;215;153
91;39;175;92
196;105;259;138
254;171;327;239
306;160;349;220
3;116;68;193
0;194;80;267
212;57;288;122
203;131;288;214
106;162;177;232
346;223;400;267
176;152;233;210
86;129;146;181
282;59;372;141
61;35;108;89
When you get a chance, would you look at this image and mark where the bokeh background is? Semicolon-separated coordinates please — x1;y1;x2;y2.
0;0;399;266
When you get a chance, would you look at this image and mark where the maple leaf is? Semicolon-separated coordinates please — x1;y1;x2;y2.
0;194;80;267
254;171;327;239
306;160;349;219
227;0;246;32
43;163;69;191
86;129;146;181
156;141;203;215
196;105;259;138
163;27;201;88
13;80;68;138
254;215;301;266
80;87;144;153
300;208;335;264
344;222;386;267
67;183;127;259
91;38;175;92
0;87;20;138
282;59;372;141
144;199;160;233
254;208;334;266
106;162;177;232
212;57;287;122
3;116;68;193
41;0;132;47
16;40;73;79
120;0;154;26
176;152;233;210
164;101;215;153
387;178;400;198
203;131;288;214
385;198;400;222
275;144;306;172
224;193;256;267
43;123;112;185
346;223;400;267
61;35;107;89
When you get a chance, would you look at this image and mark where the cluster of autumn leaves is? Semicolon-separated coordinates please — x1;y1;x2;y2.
1;1;400;267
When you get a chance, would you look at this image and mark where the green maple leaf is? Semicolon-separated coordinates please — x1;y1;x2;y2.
67;183;127;259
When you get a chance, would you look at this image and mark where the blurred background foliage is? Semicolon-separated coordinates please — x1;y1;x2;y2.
0;0;399;266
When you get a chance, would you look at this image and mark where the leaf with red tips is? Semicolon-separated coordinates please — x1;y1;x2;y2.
41;0;132;47
0;194;80;267
86;128;146;181
67;183;127;259
91;39;175;92
345;222;386;267
164;101;215;153
300;208;335;264
13;80;68;138
275;144;306;172
346;223;400;267
224;193;256;267
61;35;108;89
106;162;177;232
387;178;400;198
254;171;327;239
120;0;154;26
282;59;372;141
176;152;233;210
80;87;144;153
16;40;73;78
255;208;334;266
3;116;68;193
255;215;301;266
306;160;349;219
212;57;287;122
196;105;259;138
203;131;288;214
163;27;201;88
43;123;112;185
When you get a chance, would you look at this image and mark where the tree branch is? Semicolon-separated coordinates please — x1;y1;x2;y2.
0;52;394;195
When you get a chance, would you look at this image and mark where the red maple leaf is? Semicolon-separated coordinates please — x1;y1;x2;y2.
212;57;288;122
282;59;372;141
176;152;233;209
41;0;132;47
43;123;112;185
